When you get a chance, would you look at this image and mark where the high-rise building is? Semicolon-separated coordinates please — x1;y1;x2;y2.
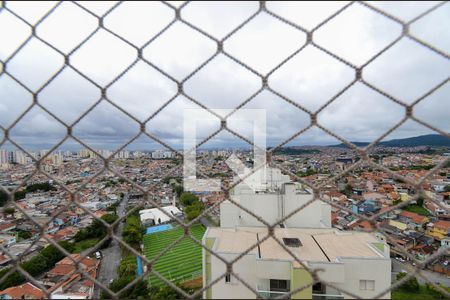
51;154;63;166
78;149;95;158
11;151;30;165
202;168;391;299
151;150;164;159
39;150;48;159
114;150;130;159
0;150;8;164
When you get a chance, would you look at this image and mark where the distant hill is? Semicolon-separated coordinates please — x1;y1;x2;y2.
329;134;450;148
270;147;321;155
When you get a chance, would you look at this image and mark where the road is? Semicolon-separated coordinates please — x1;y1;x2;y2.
94;193;129;298
391;259;450;287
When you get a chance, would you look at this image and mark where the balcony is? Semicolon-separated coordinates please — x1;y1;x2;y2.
256;291;344;299
312;293;345;299
257;290;289;299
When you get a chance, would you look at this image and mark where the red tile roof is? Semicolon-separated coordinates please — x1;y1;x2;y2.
0;223;15;231
400;211;428;224
47;264;75;277
0;282;45;299
434;220;450;231
57;254;98;269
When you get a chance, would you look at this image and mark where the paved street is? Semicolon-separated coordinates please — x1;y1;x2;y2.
391;259;450;287
94;193;129;298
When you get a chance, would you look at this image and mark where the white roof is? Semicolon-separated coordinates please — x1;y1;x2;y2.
139;205;182;224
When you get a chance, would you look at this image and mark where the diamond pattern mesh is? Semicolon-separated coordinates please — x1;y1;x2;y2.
0;1;449;299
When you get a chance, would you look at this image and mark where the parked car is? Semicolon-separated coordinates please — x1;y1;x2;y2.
395;257;405;263
95;251;102;259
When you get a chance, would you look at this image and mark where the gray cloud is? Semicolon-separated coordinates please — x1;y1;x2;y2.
0;1;449;151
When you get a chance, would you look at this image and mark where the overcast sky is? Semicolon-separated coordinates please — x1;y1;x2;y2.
0;1;449;151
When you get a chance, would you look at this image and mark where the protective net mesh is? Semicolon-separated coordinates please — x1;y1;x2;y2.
0;1;449;299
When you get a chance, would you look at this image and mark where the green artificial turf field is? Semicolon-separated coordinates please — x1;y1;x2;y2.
143;224;206;287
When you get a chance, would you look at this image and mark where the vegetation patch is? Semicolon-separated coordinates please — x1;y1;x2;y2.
143;224;206;287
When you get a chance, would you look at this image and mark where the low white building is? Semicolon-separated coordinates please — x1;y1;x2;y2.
139;205;182;226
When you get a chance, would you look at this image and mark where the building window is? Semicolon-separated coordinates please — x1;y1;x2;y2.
359;280;375;291
313;282;324;294
225;274;231;284
270;279;290;292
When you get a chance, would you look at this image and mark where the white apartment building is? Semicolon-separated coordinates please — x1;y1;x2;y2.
152;150;164;159
203;168;391;299
221;168;330;229
0;150;8;164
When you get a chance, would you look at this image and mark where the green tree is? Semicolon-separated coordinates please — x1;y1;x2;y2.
444;185;450;192
17;230;32;240
122;214;143;248
0;241;74;290
173;185;184;198
102;213;119;224
150;285;181;299
123;227;142;244
22;254;48;276
73;213;117;242
3;207;15;215
396;272;419;292
127;280;149;299
118;257;137;277
148;283;201;299
180;193;199;206
416;196;424;207
343;184;353;197
186;209;201;221
0;191;7;207
297;168;317;177
425;283;450;298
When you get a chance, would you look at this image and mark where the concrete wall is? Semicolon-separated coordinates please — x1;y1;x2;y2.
309;262;345;283
335;257;391;299
221;188;331;228
237;194;280;227
290;267;313;299
209;253;257;299
206;251;391;299
220;201;240;228
203;237;215;299
284;193;330;228
255;259;292;290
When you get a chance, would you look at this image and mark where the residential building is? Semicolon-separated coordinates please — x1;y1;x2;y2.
398;211;429;230
203;168;391;299
0;234;16;248
426;220;450;241
42;254;99;299
0;282;44;299
220;168;331;228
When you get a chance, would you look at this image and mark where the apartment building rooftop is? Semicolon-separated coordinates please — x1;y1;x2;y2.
206;227;387;263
